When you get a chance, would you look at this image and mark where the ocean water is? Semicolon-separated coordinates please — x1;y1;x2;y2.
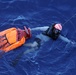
0;0;76;75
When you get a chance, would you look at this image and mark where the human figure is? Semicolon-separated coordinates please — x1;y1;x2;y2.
24;23;62;48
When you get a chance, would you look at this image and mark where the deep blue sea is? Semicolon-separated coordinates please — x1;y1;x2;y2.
0;0;76;75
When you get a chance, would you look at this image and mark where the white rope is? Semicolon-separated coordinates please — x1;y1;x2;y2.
63;13;76;25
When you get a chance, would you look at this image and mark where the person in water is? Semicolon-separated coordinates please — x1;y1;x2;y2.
25;23;62;48
0;26;31;52
0;23;62;53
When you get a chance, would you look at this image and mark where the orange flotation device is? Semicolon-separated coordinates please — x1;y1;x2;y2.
0;28;25;52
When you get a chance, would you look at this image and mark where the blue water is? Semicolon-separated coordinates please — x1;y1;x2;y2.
0;0;76;75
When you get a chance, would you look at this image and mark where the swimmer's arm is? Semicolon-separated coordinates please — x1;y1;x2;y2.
31;26;49;31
